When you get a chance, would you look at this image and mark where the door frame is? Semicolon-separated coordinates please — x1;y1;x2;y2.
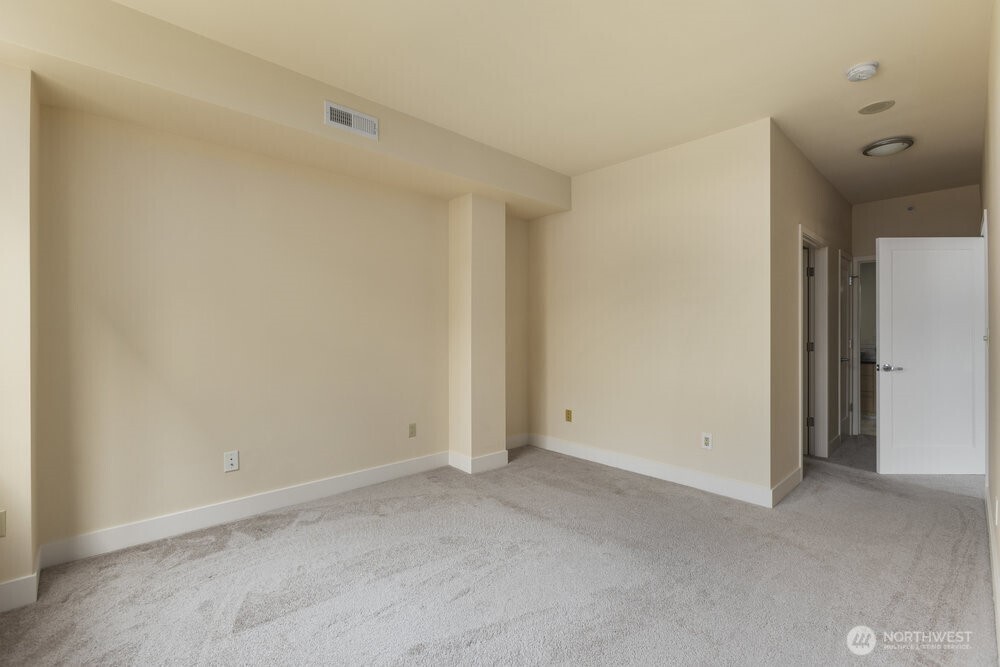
800;226;831;459
851;254;875;437
982;210;989;488
802;245;814;460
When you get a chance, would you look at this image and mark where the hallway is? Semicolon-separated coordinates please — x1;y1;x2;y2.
827;435;877;473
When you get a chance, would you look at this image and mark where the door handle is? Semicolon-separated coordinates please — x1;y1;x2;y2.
840;357;850;362
881;363;904;372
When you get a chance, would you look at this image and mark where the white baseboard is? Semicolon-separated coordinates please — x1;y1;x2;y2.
448;450;509;474
40;451;448;570
531;434;774;507
506;433;530;449
986;482;1000;666
0;550;40;613
771;467;802;506
0;571;38;614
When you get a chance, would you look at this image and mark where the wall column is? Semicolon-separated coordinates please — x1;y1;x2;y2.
0;64;37;611
448;194;508;473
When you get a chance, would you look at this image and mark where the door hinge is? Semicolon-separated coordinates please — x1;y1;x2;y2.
807;342;815;352
807;417;815;427
807;267;815;277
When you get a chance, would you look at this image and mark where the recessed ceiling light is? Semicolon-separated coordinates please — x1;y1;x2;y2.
846;61;880;82
862;136;914;157
858;100;895;115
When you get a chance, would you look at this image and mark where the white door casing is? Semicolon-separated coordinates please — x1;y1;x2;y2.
877;237;986;474
803;246;813;456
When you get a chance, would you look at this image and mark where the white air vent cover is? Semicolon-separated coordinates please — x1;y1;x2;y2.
324;100;379;140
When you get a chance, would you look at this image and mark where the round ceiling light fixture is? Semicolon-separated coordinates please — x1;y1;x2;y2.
846;61;880;82
858;100;895;115
862;136;914;157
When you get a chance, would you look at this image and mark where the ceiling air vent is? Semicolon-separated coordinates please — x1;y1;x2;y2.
324;100;379;140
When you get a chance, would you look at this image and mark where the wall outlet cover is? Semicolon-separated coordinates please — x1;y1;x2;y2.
565;409;573;422
224;450;240;473
408;423;417;438
701;432;713;450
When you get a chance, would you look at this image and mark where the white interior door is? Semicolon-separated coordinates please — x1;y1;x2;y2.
877;237;986;474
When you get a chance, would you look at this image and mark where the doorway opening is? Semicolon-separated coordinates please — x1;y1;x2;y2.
799;228;830;466
853;257;877;439
816;248;867;470
823;255;877;472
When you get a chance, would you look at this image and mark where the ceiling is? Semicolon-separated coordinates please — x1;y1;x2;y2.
112;0;993;203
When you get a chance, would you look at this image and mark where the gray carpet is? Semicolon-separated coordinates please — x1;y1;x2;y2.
1;447;995;665
827;435;877;472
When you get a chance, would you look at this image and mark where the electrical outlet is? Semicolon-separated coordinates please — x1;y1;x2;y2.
408;423;417;438
565;409;573;422
224;450;239;473
0;510;5;538
701;432;713;450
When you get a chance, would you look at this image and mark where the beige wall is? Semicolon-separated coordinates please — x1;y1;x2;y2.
12;90;920;576
528;119;773;488
852;185;982;257
770;122;852;482
447;194;506;460
0;0;570;219
506;216;529;442
0;65;36;584
36;108;451;543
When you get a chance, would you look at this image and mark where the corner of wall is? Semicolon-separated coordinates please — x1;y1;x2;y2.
768;121;798;490
506;215;530;443
29;69;41;580
0;63;37;595
768;121;851;491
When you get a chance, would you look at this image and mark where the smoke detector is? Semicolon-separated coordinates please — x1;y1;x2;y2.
846;62;879;82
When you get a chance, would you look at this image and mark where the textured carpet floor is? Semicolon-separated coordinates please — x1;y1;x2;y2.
1;447;995;665
826;435;877;472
